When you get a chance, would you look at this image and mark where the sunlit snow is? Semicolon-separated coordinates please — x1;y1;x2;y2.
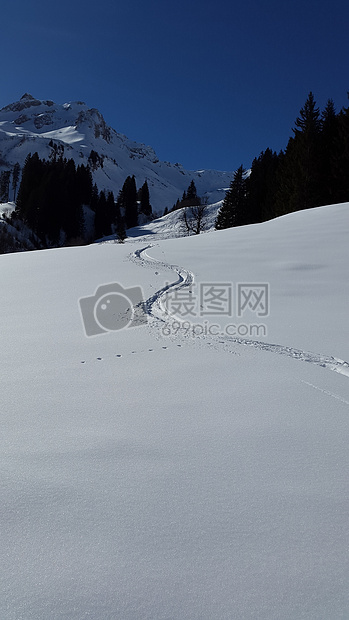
0;202;348;619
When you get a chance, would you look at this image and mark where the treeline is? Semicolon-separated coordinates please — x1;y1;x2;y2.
10;152;152;247
170;180;201;212
216;92;349;230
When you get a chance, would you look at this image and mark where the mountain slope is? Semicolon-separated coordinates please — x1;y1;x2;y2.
0;93;234;212
0;202;348;619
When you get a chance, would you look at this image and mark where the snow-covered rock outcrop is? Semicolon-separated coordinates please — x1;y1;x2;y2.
0;93;234;212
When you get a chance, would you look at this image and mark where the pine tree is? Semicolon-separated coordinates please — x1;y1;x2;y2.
92;190;115;239
119;176;138;229
94;191;108;239
12;163;21;202
215;165;247;230
138;180;152;217
105;191;116;235
0;170;11;202
246;149;280;223
76;164;93;206
15;153;45;227
294;91;321;135
318;99;338;206
274;92;322;215
172;180;201;212
89;183;99;212
331;96;349;204
185;180;200;205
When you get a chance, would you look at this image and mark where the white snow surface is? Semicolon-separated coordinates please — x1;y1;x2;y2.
0;202;348;619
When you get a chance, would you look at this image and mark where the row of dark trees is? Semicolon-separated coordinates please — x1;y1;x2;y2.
216;92;349;230
171;180;201;212
15;154;91;243
11;152;152;247
91;174;152;240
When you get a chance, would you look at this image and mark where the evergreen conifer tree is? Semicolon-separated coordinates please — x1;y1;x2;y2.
89;183;99;212
185;180;200;205
94;191;108;239
138;180;152;217
215;165;247;230
247;149;280;223
0;171;11;203
105;191;116;235
12;163;21;202
15;153;45;227
274;92;322;215
76;164;93;206
120;175;138;229
318;99;338;205
331;96;349;203
91;190;114;240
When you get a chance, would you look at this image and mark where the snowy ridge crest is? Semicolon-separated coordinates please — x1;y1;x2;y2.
0;94;235;212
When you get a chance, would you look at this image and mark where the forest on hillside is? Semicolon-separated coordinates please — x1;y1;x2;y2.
0;151;152;252
215;92;349;230
0;91;348;253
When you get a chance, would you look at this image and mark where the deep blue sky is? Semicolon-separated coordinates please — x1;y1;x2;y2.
2;0;349;171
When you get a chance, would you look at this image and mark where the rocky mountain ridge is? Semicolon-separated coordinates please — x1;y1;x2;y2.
0;93;235;212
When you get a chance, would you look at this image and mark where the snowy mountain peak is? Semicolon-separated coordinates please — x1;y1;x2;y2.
0;94;235;212
0;95;111;138
1;93;54;114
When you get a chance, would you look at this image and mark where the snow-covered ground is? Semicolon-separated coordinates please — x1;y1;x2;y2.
0;203;348;619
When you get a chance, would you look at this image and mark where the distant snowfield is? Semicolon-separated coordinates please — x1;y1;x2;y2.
0;121;85;145
0;203;348;619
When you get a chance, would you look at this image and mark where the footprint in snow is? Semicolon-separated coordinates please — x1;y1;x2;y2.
81;344;173;364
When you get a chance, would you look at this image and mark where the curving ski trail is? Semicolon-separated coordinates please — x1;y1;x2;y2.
131;245;194;323
131;245;349;379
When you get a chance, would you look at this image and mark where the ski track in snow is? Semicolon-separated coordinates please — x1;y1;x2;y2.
128;244;349;380
80;243;349;384
301;381;349;406
131;245;194;322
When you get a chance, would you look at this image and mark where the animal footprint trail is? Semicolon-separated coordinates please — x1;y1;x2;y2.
79;342;171;364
